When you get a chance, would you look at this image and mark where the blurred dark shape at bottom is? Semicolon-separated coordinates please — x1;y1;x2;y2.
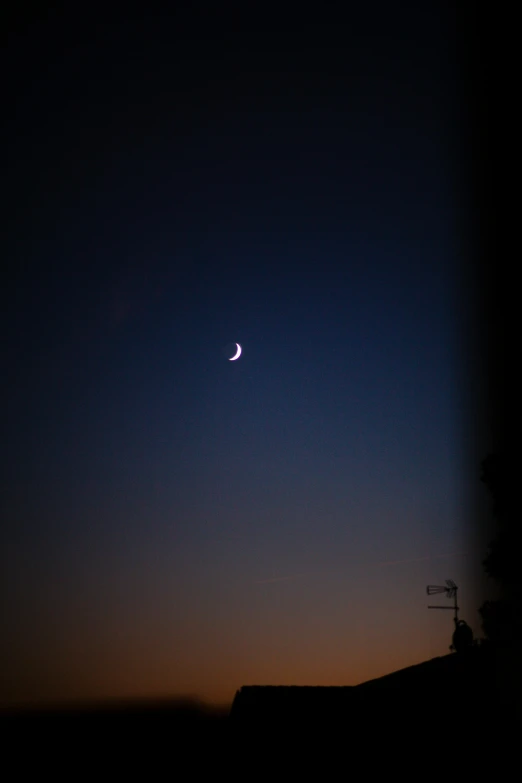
0;697;229;725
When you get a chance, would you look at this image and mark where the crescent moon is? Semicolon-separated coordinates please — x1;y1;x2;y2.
229;343;242;361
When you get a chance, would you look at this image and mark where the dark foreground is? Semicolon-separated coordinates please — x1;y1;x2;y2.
2;645;518;764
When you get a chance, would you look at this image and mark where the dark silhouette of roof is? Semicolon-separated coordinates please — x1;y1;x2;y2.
230;644;497;730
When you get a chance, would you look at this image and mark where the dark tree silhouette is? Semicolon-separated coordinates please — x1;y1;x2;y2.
478;453;521;645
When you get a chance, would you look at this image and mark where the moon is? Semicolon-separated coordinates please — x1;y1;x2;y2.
229;343;242;361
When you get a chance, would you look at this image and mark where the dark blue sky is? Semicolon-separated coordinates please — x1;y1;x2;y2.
1;4;484;706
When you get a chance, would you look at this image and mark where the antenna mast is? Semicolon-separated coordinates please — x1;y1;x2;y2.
427;579;459;624
426;580;473;652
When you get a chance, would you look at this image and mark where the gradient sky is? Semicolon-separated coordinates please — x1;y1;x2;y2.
1;4;486;708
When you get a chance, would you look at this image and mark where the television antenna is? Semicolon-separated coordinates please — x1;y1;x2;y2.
426;580;473;652
427;579;459;623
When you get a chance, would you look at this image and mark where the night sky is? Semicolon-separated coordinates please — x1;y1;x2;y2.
2;4;485;708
